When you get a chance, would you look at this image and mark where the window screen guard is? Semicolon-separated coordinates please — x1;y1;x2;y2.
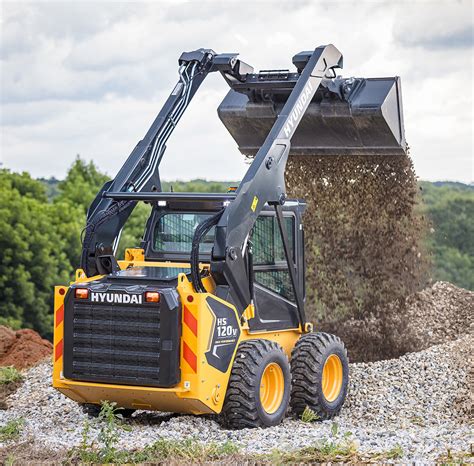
153;213;215;254
252;214;296;302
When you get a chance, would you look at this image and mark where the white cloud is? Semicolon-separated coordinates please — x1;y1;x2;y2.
1;1;472;182
393;1;472;50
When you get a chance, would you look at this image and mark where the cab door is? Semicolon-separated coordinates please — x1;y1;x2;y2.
249;211;301;331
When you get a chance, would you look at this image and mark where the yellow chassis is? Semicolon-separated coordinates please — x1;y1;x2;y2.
53;251;305;415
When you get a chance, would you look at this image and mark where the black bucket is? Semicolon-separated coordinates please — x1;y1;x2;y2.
218;75;407;157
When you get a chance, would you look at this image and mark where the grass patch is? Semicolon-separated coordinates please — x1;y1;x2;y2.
386;444;404;459
437;446;474;465
3;454;15;466
0;367;23;385
132;438;239;463
69;400;239;464
267;439;404;464
300;406;319;423
0;418;24;442
70;400;131;463
368;444;404;461
71;436;239;464
269;438;358;463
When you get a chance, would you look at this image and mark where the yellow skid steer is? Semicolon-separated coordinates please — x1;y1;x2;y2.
53;45;406;427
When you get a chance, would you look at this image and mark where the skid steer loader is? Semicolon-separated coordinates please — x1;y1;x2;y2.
53;45;406;428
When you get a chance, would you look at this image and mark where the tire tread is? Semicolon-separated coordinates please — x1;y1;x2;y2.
290;332;348;420
221;339;287;429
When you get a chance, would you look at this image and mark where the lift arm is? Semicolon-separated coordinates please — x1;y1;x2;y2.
210;44;343;315
81;49;253;277
81;44;342;323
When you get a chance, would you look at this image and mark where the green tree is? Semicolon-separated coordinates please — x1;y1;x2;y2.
56;156;109;213
0;170;70;337
49;199;84;272
420;181;474;290
54;157;109;269
432;246;473;289
5;170;48;201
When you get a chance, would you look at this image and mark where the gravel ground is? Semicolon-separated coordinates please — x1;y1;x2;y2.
1;335;472;462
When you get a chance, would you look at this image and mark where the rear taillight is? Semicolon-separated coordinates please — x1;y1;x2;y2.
75;288;89;299
145;291;160;303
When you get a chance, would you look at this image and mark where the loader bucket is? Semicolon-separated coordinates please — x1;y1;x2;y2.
218;76;407;157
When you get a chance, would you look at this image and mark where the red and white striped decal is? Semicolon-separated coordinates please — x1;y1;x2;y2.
182;304;198;373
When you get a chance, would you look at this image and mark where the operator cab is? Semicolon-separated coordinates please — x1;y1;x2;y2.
141;199;306;332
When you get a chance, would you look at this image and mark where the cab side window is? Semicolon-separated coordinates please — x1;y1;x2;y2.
252;215;295;301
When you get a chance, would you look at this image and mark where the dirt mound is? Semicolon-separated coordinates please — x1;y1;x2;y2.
0;326;52;370
322;282;473;362
0;326;16;356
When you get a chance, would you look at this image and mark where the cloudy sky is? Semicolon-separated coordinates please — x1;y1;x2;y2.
1;1;472;182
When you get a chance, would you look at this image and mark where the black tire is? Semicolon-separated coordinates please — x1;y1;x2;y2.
290;332;349;420
117;408;136;418
81;403;101;417
81;403;135;418
220;339;291;429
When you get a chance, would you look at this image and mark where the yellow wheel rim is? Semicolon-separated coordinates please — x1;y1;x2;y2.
322;354;343;402
260;362;284;414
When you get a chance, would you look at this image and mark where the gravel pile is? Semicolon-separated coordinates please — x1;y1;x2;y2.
402;281;474;347
343;336;472;426
1;335;472;462
322;281;474;362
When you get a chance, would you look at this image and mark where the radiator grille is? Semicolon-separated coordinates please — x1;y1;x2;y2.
66;303;162;386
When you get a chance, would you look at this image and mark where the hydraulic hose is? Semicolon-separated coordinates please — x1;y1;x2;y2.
190;209;224;293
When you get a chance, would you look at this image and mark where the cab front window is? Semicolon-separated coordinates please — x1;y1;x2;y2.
153;213;215;254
